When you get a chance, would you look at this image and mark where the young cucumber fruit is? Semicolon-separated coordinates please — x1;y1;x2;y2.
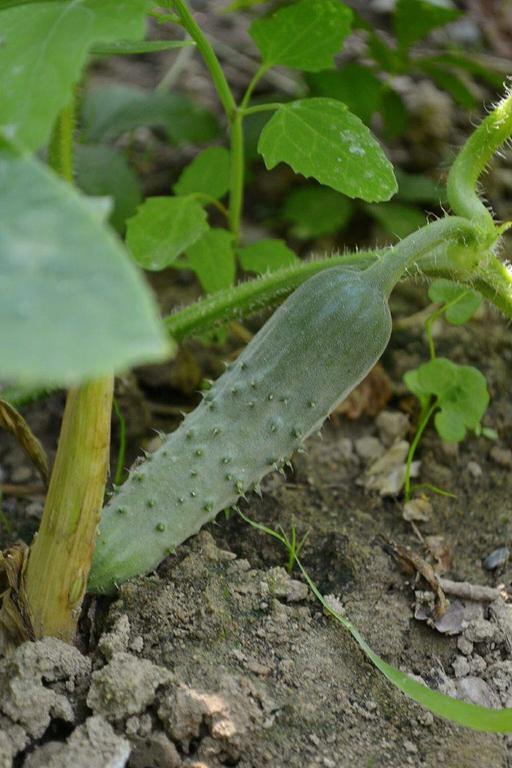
88;219;478;594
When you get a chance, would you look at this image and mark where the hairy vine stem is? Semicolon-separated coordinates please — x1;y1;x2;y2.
447;88;512;233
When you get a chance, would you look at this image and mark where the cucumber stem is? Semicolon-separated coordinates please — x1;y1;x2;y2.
21;99;114;642
24;378;113;640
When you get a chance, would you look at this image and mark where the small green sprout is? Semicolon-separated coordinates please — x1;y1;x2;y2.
403;278;491;500
237;508;309;573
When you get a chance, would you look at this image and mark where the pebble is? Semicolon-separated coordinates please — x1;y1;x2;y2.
456;677;498;708
354;436;384;462
483;547;509;571
10;465;32;483
457;636;474;656
490;447;512;468
286;580;309;603
464;618;497;644
375;410;409;446
403;740;418;754
452;655;470;678
467;460;482;478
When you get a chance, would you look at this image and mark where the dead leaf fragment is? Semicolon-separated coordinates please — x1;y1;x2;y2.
334;363;392;421
403;497;432;523
361;440;420;496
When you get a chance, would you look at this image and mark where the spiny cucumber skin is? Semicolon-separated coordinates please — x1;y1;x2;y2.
88;266;392;594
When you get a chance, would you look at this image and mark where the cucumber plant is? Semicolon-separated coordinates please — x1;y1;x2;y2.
1;0;512;732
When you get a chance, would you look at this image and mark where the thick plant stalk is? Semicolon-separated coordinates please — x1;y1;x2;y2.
24;379;113;640
19;99;114;641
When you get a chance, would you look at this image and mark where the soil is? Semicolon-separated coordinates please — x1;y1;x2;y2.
1;296;512;768
2;2;512;766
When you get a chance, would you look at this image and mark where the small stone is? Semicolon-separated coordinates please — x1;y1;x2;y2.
469;655;487;675
467;461;482;478
404;740;418;754
355;436;384;462
456;677;499;708
490;446;512;468
129;636;144;654
464;619;497;644
286;580;308;603
452;655;470;678
457;636;474;656
129;732;181;768
337;437;354;462
375;410;409;446
483;547;509;571
246;659;271;676
10;465;32;483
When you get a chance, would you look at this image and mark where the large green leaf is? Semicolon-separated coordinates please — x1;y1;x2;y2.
75;144;142;234
250;0;352;72
394;0;460;51
0;0;147;151
186;229;236;293
258;98;397;202
365;202;426;239
0;150;169;385
173;146;230;200
126;196;208;271
306;64;383;123
82;85;219;144
282;185;353;238
238;239;298;274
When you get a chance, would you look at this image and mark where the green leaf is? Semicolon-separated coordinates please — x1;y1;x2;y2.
282;185;353;238
419;62;478;108
238;239;298;275
258;98;397;202
0;149;169;386
395;170;446;204
0;0;147;151
365;202;426;239
418;52;505;89
380;88;409;139
403;369;430;411
127;197;208;271
90;39;194;56
428;279;483;325
434;409;466;442
173;146;230;200
186;229;236;293
250;0;352;72
414;358;489;442
306;64;383;123
75;144;142;235
82;85;219;144
394;0;460;51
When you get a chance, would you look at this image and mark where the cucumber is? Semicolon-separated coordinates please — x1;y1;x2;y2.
88;218;480;593
89;263;390;593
